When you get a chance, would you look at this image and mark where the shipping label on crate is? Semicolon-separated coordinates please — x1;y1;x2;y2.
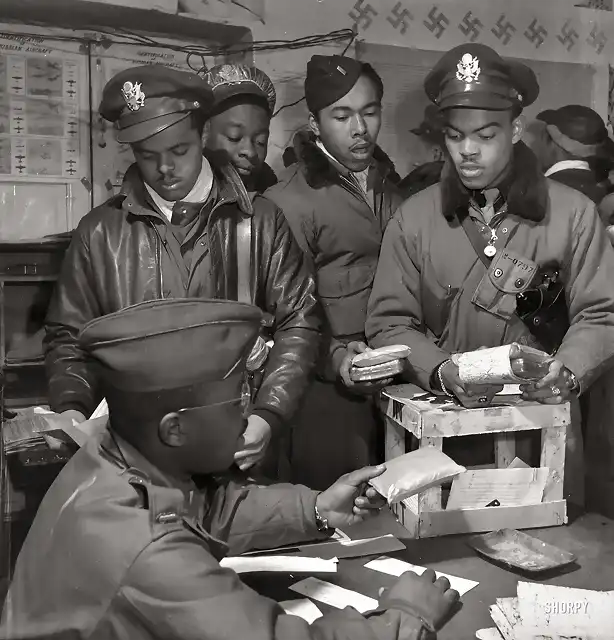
447;468;549;510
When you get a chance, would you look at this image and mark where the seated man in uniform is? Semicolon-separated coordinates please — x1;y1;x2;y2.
2;298;459;640
367;44;614;508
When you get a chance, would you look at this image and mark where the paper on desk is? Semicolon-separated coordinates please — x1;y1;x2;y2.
364;556;478;596
447;468;549;510
517;581;614;638
279;599;323;624
220;556;338;574
241;533;405;561
476;629;505;640
290;578;378;614
490;598;520;640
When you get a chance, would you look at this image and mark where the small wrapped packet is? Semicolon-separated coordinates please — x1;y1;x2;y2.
349;345;411;382
369;447;466;504
455;344;551;386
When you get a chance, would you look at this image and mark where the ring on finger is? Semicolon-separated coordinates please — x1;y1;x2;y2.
551;386;561;396
478;396;488;404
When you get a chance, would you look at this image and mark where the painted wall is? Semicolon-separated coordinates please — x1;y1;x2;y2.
252;0;612;173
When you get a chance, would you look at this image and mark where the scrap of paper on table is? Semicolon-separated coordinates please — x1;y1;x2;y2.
489;598;520;640
241;533;405;560
447;467;549;510
279;599;323;624
364;556;478;596
220;556;337;574
516;581;614;638
475;629;505;640
290;577;378;614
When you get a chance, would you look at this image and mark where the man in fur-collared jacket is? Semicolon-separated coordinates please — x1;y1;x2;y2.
265;55;403;490
366;44;614;510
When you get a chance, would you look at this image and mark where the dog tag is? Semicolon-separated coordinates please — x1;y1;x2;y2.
484;245;497;258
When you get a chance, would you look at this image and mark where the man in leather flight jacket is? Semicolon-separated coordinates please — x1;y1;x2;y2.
44;65;321;474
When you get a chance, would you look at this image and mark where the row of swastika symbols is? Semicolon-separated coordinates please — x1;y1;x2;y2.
347;1;608;54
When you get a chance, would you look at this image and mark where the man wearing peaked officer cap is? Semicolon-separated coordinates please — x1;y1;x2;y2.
4;298;461;640
45;63;322;478
203;63;279;193
367;43;614;510
265;54;404;490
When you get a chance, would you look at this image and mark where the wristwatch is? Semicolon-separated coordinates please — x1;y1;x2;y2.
314;503;330;532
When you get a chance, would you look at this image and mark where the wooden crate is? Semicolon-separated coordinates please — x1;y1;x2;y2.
380;384;570;539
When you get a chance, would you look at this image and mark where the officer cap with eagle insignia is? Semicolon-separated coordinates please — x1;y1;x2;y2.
99;64;214;144
425;43;539;111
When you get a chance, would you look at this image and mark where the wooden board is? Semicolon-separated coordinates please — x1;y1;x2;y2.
381;385;570;439
418;501;567;538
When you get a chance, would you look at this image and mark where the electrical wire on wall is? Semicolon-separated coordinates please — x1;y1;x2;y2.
0;24;357;119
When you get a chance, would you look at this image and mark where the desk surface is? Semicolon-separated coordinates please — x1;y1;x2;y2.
246;510;614;640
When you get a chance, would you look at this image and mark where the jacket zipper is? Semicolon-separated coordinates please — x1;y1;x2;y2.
339;175;375;214
144;195;241;297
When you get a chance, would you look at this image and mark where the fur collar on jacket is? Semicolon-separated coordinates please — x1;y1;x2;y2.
440;141;549;223
290;130;400;190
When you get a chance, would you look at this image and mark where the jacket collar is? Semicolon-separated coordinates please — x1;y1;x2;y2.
545;159;591;177
440;141;549;222
100;428;196;494
291;129;399;190
119;148;255;219
250;161;278;194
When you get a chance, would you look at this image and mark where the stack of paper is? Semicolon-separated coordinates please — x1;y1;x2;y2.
478;582;614;639
2;413;48;453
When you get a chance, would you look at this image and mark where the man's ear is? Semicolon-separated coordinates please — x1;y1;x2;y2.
512;114;525;145
308;112;320;138
159;412;187;448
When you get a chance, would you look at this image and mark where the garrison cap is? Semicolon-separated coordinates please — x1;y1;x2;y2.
99;64;214;144
425;44;539;111
204;64;276;115
538;105;614;158
79;299;262;396
304;54;383;113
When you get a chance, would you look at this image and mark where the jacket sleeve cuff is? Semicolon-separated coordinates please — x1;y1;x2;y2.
251;408;284;434
51;400;92;418
329;344;347;380
374;599;434;633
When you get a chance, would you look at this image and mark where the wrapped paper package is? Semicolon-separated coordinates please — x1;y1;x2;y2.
369;447;466;504
349;345;410;382
455;344;551;386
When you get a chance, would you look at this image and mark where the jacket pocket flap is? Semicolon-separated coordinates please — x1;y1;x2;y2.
317;264;375;298
488;249;537;294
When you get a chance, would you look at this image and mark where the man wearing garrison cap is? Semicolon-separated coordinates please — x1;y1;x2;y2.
367;44;614;510
4;298;460;640
203;63;279;193
525;104;614;206
265;55;404;490
44;64;322;475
